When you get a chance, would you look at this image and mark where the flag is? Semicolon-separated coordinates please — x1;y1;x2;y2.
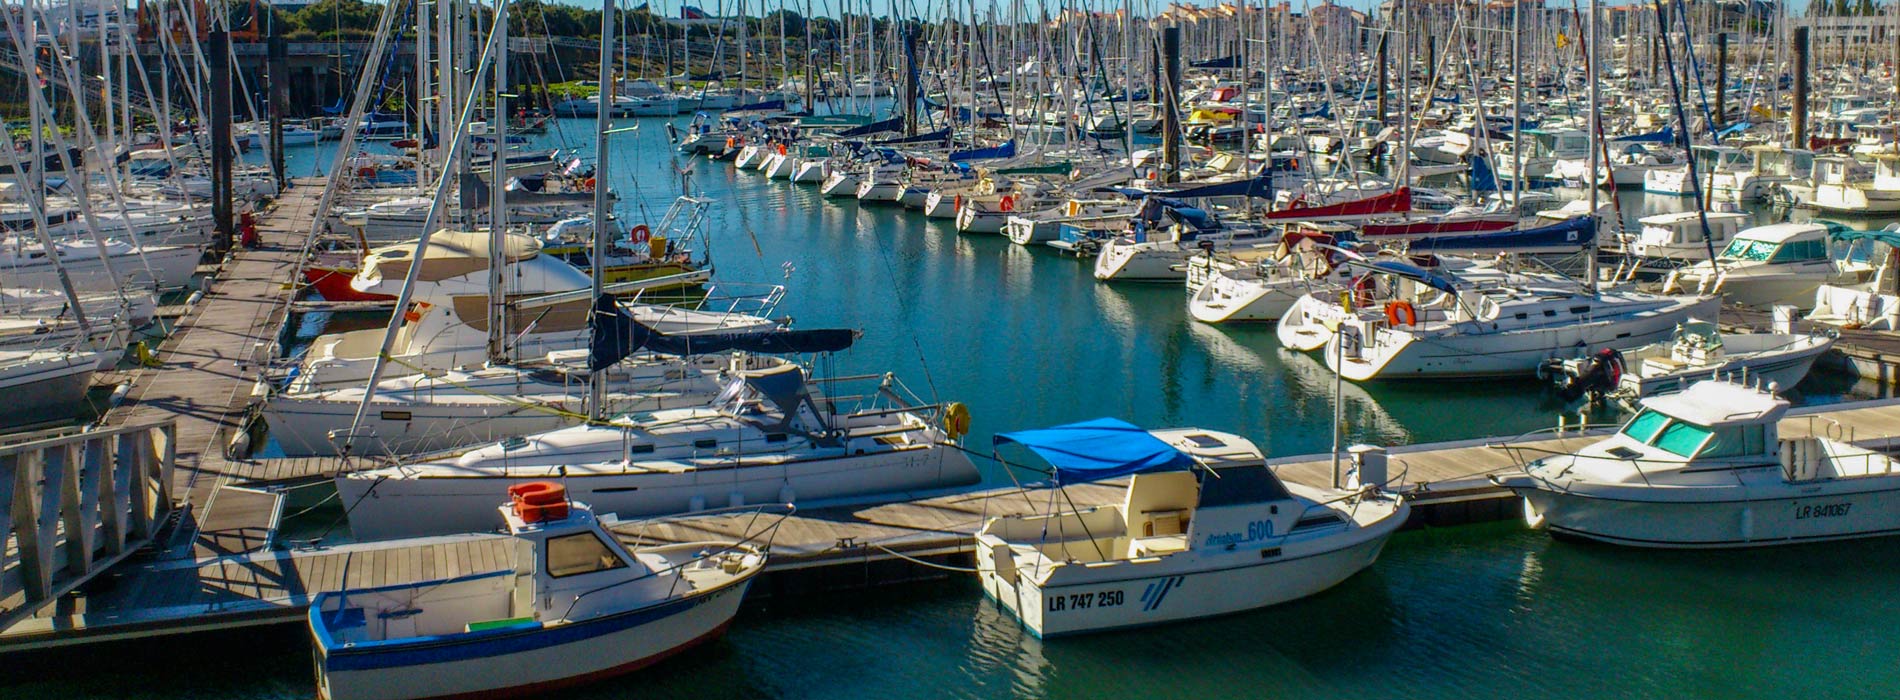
680;5;707;19
1555;33;1570;49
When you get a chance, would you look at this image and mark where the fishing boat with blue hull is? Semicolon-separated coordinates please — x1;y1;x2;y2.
975;419;1407;637
1493;380;1900;548
309;484;770;700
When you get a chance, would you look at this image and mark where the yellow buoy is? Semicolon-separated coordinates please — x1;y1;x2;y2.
942;402;972;440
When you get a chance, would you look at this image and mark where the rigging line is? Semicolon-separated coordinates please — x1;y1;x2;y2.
865;200;941;405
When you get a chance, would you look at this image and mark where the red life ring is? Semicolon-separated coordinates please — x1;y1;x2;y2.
630;224;652;244
1000;195;1016;212
355;166;375;178
580;177;596;192
507;482;569;523
1384;300;1417;327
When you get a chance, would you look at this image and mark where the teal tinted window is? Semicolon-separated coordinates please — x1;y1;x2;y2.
1653;421;1713;457
1621;410;1669;443
1721;239;1777;261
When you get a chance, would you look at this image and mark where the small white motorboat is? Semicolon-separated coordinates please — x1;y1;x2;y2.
309;483;770;700
1494;380;1900;548
975;418;1407;637
1544;321;1835;401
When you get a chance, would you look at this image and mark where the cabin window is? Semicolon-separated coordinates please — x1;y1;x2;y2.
1769;239;1826;263
1652;420;1713;458
1621;410;1670;443
545;532;628;578
1700;425;1767;458
694;438;718;449
765;433;789;443
628;443;655;454
1198;465;1293;507
1720;239;1777;262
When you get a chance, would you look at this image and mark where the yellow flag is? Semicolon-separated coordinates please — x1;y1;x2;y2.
1556;33;1570;49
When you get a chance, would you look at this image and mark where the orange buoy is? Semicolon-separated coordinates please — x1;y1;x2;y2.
630;224;652;244
508;481;570;523
1384;300;1418;327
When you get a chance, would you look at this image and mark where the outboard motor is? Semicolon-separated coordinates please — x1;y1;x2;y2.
1554;348;1625;403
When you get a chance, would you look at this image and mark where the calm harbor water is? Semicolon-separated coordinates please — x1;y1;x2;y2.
17;118;1895;699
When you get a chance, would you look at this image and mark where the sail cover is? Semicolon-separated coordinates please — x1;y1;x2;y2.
588;296;857;371
1406;215;1597;254
994;418;1195;483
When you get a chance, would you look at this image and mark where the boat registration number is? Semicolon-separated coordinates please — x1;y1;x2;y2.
1795;502;1852;520
1047;590;1124;612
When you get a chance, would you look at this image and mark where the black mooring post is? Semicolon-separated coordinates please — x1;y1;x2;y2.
209;31;234;254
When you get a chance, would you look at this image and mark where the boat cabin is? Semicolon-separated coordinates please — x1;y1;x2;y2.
310;490;667;650
1631;211;1747;259
1715;223;1838;267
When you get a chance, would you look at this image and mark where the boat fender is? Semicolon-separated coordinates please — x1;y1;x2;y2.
1384;301;1417;327
630;224;651;244
109;382;131;406
942;402;972;440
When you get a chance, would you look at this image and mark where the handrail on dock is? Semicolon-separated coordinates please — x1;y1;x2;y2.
0;419;179;633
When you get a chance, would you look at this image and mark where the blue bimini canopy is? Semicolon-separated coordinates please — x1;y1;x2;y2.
995;418;1196;484
1349;260;1462;294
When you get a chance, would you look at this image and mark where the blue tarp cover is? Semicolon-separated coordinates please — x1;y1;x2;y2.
950;140;1017;162
837;116;904;137
994;418;1195;483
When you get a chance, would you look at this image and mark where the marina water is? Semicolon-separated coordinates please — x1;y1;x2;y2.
26;118;1892;699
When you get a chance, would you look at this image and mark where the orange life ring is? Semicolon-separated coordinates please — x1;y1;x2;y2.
580;177;596;192
1384;300;1417;327
630;224;651;244
355;166;375;178
1000;195;1016;212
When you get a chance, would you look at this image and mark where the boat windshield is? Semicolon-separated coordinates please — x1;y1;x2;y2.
1719;238;1777;262
1618;409;1712;458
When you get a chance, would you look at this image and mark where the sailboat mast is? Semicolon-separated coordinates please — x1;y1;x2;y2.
589;0;618;420
1585;0;1599;294
487;0;511;364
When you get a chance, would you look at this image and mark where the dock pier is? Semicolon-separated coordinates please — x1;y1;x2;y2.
7;179;1900;653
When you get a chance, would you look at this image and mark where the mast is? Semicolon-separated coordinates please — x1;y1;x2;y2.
589;0;618;420
487;0;511;364
1585;0;1599;294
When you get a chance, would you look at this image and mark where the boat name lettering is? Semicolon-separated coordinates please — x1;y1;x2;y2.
1795;502;1852;520
1046;590;1123;613
1204;520;1275;547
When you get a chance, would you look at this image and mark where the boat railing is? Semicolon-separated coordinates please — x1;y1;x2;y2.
564;503;796;618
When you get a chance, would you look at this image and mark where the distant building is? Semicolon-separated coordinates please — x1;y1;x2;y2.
1791;14;1896;47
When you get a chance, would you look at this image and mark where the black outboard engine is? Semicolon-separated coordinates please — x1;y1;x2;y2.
1554;348;1625;403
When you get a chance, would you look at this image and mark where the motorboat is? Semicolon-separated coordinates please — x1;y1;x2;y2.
1616;211;1748;269
1662;221;1872;309
1543;320;1834;400
1316;260;1718;380
335;364;981;541
309;485;767;700
1493;380;1900;548
1811;153;1900;215
975;419;1406;637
